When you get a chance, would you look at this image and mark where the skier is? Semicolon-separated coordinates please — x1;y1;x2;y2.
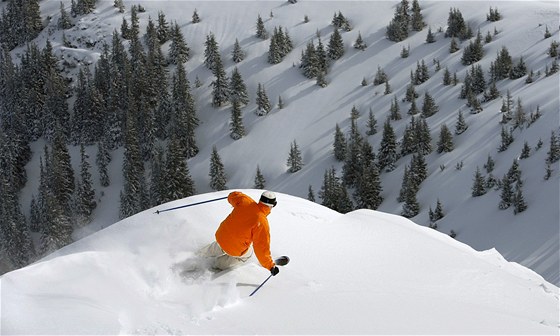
198;191;280;276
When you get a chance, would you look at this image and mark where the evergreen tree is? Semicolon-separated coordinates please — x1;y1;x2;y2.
148;145;165;207
429;199;444;224
229;67;249;106
163;134;196;202
308;185;316;202
421;91;439;118
114;0;125;13
156;11;171;44
377;118;399;172
498;174;513;210
119;113;145;219
425;26;435;43
230;101;245;140
366;109;378;136
373;66;388;85
389;95;402;120
354;32;367;50
327;28;344;60
449;37;460;53
343;116;363;187
437;124;454;153
254;166;266;189
498;125;514;152
410;0;425;31
333;124;347;161
461;30;484;65
491;46;513;81
319;167;353;213
75;144;96;226
520;141;531;159
287;140;304;173
484;154;495;174
445;8;470;40
401;182;420;218
209;146;227;191
171;61;199;158
354;150;383;210
168;22;190;65
192;8;201;23
256;83;272;116
386;0;410;42
486;7;502;22
58;2;73;30
546;131;560;164
471;166;486;197
204;32;220;72
256;14;268;39
211;55;230;107
513;181;527;214
455;109;468;135
232;38;245;63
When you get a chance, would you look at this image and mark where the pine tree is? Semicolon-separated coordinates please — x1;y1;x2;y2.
211;55;230;107
327;28;344;60
486;7;502;22
204;32;220;72
192;8;201;23
455;109;468;135
163;134;196;202
421;91;439;118
410;0;425;31
425;26;435;43
114;0;125;13
354;155;383;210
373;66;388;85
229;67;249;106
484;154;495;174
520;141;531;159
119;113;145;219
546;131;560;164
230;100;245;140
401;182;420;218
437;124;454;153
377;118;398;172
513;181;527;214
232;38;245;63
156;11;171;44
449;37;460;53
287;140;303;173
498;125;514;152
254;166;266;189
168;22;190;64
58;2;73;30
209;146;227;191
308;185;316;202
354;32;367;50
75;144;96;226
333;124;347;161
171;61;199;158
256;83;272;116
319;167;353;213
366;109;378;136
343;116;363;187
148;145;165;207
386;0;410;42
389;95;401;120
256;14;268;39
429;199;444;223
498;174;513;210
471;166;486;197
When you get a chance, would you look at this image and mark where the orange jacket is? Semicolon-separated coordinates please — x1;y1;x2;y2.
215;192;275;270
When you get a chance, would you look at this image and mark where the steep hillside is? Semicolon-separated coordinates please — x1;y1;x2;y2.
4;1;559;284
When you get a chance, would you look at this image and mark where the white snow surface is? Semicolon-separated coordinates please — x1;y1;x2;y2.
1;190;558;334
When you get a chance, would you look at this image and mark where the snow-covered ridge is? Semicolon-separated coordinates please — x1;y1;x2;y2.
1;191;558;334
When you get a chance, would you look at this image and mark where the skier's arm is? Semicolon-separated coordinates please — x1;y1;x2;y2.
252;219;275;270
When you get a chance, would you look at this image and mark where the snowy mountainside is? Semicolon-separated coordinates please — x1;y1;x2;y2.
9;0;560;285
1;191;558;334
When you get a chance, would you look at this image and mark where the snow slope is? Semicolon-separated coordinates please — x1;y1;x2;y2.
1;191;558;334
5;1;559;285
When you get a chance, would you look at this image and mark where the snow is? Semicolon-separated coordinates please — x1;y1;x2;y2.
1;190;558;334
0;0;558;331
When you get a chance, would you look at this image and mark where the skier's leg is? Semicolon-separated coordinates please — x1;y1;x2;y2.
197;241;226;257
213;247;254;270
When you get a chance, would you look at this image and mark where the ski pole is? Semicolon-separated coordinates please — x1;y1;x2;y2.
154;196;228;214
249;274;273;297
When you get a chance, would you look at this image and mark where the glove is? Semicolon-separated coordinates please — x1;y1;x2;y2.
270;266;279;276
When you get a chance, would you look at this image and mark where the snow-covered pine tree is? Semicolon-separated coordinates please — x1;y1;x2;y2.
156;11;171;44
389;95;402;120
230;100;245;140
209;146;228;191
327;28;344;60
308;185;316;202
75;144;96;227
148;145;165;207
546;130;560;164
354;32;367;50
256;14;268;39
255;83;272;116
373;66;388;85
366;108;378;136
513;181;527;214
254;166;266;189
232;38;245;63
471;166;486;197
204;32;220;72
287;140;303;173
163;134;196;202
211;55;230;107
333;123;347;161
229;67;249;106
171;61;199;158
455;109;468;135
168;22;190;64
410;0;426;31
377;118;399;172
119;113;145;219
436;124;454;153
422;91;439;118
498;174;513;210
192;8;201;23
